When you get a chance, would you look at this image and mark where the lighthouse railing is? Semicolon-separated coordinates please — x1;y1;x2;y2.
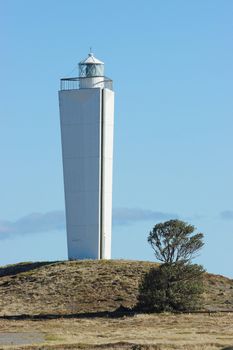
60;77;113;91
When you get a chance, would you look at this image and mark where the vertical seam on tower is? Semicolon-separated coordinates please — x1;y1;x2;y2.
100;88;104;259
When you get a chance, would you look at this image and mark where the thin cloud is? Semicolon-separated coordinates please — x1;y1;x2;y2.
113;207;178;226
0;211;65;239
0;208;178;239
220;210;233;220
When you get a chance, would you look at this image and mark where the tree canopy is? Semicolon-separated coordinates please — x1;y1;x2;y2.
148;219;204;264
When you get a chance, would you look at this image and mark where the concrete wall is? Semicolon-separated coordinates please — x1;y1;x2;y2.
59;87;114;260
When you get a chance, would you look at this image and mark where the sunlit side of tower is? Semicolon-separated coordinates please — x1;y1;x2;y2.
59;53;114;259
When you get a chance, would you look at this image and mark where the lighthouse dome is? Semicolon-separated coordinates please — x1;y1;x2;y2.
79;53;104;78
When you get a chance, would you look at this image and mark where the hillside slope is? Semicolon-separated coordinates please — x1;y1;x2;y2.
0;260;233;316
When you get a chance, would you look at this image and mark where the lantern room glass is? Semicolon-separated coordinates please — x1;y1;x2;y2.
79;63;104;78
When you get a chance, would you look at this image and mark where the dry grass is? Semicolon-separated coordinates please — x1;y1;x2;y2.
204;273;233;311
0;260;233;316
0;313;233;349
0;260;233;349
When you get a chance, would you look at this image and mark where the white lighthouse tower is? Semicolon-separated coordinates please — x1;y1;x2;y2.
59;53;114;260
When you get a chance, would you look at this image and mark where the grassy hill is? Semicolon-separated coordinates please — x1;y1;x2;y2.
0;260;233;317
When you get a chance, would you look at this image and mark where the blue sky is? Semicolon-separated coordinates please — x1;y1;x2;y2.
1;0;233;277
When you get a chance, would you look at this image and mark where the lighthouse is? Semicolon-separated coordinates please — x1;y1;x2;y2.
59;53;114;260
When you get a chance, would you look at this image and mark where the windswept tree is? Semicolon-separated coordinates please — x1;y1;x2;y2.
148;219;204;264
138;219;205;312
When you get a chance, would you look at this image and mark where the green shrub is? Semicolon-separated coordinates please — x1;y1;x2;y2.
138;262;205;312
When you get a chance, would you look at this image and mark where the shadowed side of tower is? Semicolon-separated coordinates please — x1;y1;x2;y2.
59;53;114;259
